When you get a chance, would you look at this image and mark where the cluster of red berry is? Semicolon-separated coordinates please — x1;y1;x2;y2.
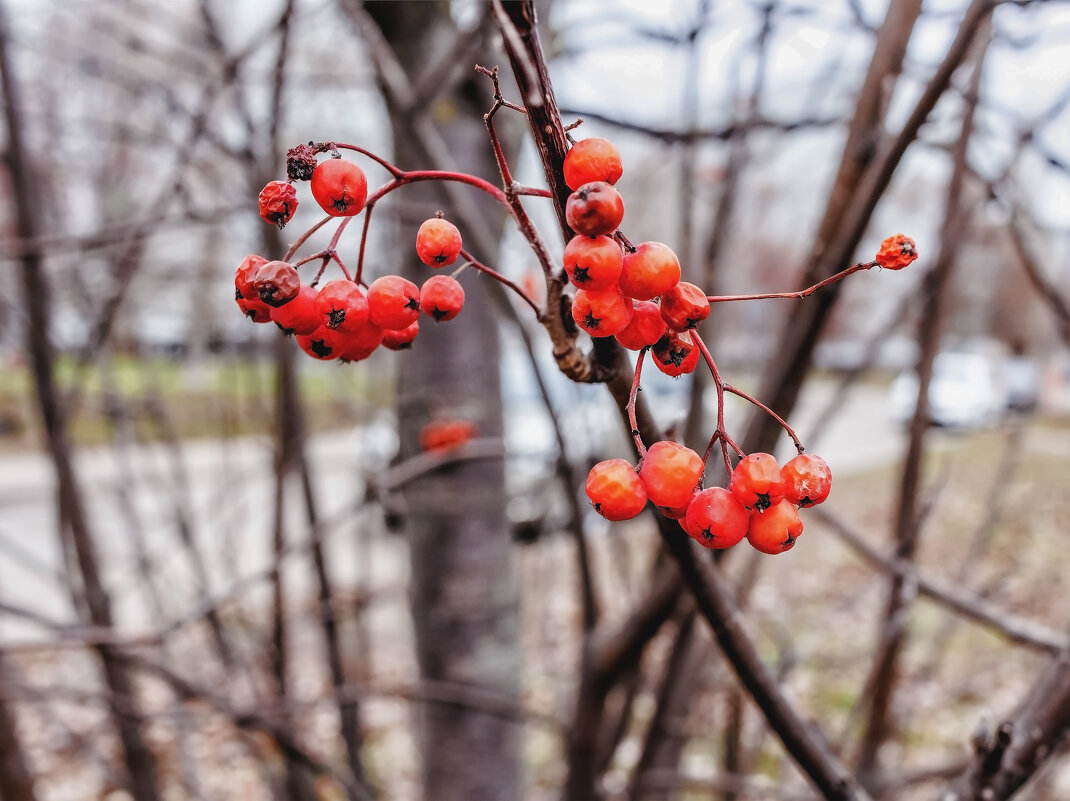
586;446;831;555
560;139;708;377
235;156;467;362
232;118;916;556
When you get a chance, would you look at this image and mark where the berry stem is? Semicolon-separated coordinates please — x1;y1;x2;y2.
691;332;744;475
705;260;878;303
458;247;541;316
282;214;333;263
724;382;804;454
626;348;648;459
322;141;404;178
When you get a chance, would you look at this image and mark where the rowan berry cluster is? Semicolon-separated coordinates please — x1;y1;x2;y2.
562;138;916;555
236;154;468;362
231;76;917;555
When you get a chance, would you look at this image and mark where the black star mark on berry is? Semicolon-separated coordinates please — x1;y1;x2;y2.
583;311;601;329
430;306;450;322
572;266;590;284
309;338;333;358
665;347;687;366
405;296;421;311
326;307;346;328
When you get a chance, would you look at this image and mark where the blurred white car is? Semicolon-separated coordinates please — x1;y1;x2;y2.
890;352;1006;430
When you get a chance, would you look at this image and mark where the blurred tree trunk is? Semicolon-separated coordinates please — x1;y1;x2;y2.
0;655;37;801
361;4;520;800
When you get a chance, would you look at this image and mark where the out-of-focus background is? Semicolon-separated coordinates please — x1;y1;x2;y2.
1;1;1070;800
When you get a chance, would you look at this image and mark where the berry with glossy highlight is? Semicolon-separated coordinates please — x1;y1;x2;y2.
416;217;463;267
781;453;832;508
684;487;749;549
310;158;368;217
563;137;623;190
746;500;803;555
638;441;704;510
565;181;625;238
586;459;647;521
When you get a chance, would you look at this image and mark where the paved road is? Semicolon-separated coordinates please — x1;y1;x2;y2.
0;379;902;645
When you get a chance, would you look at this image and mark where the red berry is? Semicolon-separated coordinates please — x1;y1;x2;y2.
563;234;623;290
875;233;917;270
746;501;803;555
638;441;704;510
252;260;300;308
572;288;634;337
565;181;625;238
235;254;268;301
586;459;647;521
382;320;420;350
416;217;463;267
615;300;668;351
421;420;479;453
270;284;321;335
619;242;681;301
660;281;710;331
237;295;272;323
729;453;786;513
659;490;696;519
297;327;344;360
368;275;421;331
684;487;749;549
258;180;298;228
652;331;699;377
781;453;832;507
420;275;465;322
310;158;368;217
563;138;623;191
337;321;384;362
316;280;369;334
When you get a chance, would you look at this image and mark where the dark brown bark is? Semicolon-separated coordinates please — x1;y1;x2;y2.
357;4;520;799
0;654;38;801
0;5;161;799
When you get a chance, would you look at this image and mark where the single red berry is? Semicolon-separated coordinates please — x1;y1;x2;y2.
730;453;786;513
270;284;321;335
316;280;369;334
652;331;699;377
237;295;272;323
572;288;634;337
416;217;463;267
258;180;298;228
875;233;917;270
382;320;420;350
421;420;479;453
619;242;681;301
310;158;368;217
585;459;647;521
337;321;384;362
563;137;623;191
252;260;301;308
638;441;704;510
286;142;319;182
660;281;710;331
746;501;804;555
615;300;668;351
563;234;623;290
368;275;421;331
565;181;625;238
297;326;344;360
420;275;465;322
235;254;268;301
684;487;749;549
781;453;832;507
